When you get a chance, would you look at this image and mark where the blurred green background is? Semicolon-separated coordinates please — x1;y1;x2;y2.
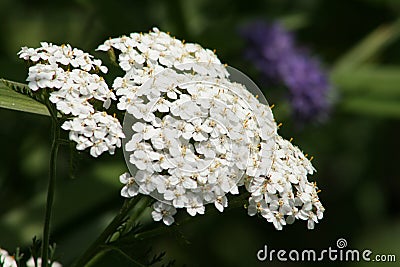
1;0;400;266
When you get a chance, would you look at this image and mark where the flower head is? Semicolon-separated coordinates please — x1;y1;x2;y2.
99;28;324;229
19;43;124;157
61;112;124;157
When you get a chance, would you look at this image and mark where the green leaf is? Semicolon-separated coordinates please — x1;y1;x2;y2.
340;98;400;118
333;65;400;99
0;79;49;116
333;18;400;72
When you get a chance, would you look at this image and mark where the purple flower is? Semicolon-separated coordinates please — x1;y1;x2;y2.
240;21;331;122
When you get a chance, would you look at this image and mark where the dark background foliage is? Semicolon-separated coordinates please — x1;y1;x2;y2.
1;0;399;266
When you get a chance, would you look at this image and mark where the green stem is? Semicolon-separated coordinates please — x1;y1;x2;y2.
41;105;60;267
71;197;142;267
86;246;147;267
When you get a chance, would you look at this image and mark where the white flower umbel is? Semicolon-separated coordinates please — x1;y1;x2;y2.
0;248;17;267
19;43;124;157
102;28;325;229
62;112;124;157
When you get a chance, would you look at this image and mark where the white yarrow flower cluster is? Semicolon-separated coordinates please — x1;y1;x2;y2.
18;28;324;230
99;28;324;229
62;112;124;157
19;43;124;157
